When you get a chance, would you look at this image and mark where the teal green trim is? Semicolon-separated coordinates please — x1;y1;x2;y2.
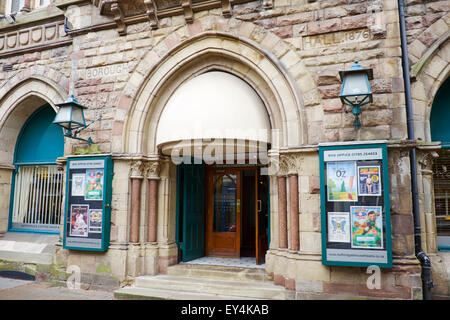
14;104;64;165
175;165;182;251
431;77;450;148
319;143;392;268
267;174;271;248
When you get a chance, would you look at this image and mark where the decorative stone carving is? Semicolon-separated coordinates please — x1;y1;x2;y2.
418;151;439;176
111;1;127;36
144;0;159;30
182;0;194;24
0;20;69;58
279;154;298;176
221;0;232;18
130;160;144;179
145;161;161;180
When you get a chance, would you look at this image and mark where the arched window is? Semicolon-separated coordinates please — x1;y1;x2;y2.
431;77;450;251
9;104;65;233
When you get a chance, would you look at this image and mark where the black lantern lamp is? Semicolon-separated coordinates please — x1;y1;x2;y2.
53;94;101;145
339;60;374;129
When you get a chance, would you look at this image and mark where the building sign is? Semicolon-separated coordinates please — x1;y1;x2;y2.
84;64;127;80
63;155;113;251
319;143;392;268
302;28;370;50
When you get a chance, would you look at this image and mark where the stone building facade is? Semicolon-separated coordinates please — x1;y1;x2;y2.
0;0;449;299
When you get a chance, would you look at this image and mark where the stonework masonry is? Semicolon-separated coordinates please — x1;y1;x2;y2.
0;0;448;299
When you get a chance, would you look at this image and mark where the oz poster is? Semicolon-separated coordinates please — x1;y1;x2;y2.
358;166;381;196
70;204;89;237
85;169;104;201
351;206;383;249
327;161;357;201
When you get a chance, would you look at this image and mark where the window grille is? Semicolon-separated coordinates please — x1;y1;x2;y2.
11;165;64;232
432;151;450;237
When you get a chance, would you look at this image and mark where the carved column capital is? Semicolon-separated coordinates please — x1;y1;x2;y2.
130;160;145;179
145;161;161;180
279;154;299;176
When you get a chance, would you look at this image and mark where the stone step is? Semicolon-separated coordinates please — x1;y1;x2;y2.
167;263;269;282
114;286;262;300
125;275;287;300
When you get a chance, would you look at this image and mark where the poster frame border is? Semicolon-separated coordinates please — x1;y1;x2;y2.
63;155;113;252
319;143;392;268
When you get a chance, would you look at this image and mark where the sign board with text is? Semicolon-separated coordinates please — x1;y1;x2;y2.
63;155;113;251
319;143;392;268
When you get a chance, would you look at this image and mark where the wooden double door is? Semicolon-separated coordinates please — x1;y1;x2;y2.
205;166;268;264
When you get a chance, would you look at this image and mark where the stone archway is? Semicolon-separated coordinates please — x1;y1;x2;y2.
0;75;68;235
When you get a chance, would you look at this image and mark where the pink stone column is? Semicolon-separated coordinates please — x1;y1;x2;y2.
277;176;288;249
129;177;142;243
289;174;299;251
147;178;159;243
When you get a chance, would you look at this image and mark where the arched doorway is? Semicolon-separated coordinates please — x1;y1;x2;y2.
430;77;450;250
157;71;271;264
9;104;65;233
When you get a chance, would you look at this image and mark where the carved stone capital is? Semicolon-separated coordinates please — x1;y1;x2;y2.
418;150;439;175
145;161;161;180
130;160;144;179
279;154;299;176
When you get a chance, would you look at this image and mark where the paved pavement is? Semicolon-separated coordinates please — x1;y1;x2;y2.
0;276;115;300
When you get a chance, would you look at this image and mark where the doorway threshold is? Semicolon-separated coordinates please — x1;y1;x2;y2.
183;257;265;269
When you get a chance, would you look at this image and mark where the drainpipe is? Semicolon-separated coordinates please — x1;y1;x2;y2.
397;0;433;300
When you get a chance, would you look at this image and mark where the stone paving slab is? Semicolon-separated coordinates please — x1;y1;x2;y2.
0;279;115;300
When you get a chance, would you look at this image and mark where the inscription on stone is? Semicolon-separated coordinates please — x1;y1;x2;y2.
84;63;128;79
303;28;370;50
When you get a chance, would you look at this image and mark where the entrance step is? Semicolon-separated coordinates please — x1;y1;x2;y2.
114;275;288;300
167;263;270;282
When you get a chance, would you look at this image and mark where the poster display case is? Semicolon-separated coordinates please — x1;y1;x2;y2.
319;143;392;268
63;155;113;251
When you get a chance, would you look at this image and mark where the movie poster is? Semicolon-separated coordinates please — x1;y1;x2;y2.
328;212;350;243
85;169;104;201
351;206;383;249
70;204;89;237
71;173;85;197
357;166;381;196
88;209;102;233
326;161;357;202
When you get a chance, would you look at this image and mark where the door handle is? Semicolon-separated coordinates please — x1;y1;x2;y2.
257;200;262;212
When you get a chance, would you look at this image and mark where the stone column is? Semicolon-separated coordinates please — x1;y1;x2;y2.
146;161;160;243
277;176;288;249
289;172;299;251
129;161;144;243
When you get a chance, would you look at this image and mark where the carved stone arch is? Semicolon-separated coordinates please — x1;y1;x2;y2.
117;21;319;156
410;35;450;142
0;75;69;167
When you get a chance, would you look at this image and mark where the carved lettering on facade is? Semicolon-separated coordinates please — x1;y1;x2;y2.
83;63;128;80
302;28;370;50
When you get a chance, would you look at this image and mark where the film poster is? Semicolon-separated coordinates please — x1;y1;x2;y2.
351;206;383;249
69;204;89;237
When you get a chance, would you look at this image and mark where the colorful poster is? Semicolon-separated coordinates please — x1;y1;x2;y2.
328;212;350;243
351;206;383;249
357;166;381;196
88;209;102;233
70;204;89;237
85;169;104;201
71;173;85;197
326;161;357;201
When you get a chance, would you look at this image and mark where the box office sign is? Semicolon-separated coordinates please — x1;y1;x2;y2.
319;144;392;268
63;156;113;251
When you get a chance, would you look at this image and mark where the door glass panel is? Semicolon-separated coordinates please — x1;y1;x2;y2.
213;174;237;233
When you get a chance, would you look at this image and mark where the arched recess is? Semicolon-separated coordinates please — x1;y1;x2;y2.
410;34;450;142
120;32;310;156
0;76;68;167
